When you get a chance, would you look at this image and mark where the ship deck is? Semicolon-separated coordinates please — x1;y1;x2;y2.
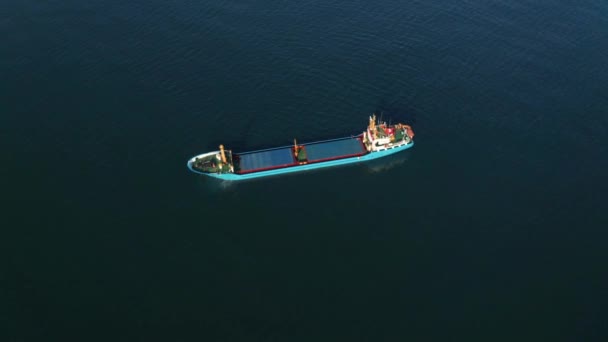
234;136;367;174
304;137;366;162
236;147;295;173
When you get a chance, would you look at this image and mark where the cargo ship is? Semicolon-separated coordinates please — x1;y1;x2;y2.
187;114;414;180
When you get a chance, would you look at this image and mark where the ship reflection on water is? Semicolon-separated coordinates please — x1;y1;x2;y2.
194;174;237;193
364;149;413;173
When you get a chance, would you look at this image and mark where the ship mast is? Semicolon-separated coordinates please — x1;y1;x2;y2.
219;144;227;164
369;113;378;139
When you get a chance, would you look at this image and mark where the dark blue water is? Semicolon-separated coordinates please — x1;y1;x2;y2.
2;1;608;340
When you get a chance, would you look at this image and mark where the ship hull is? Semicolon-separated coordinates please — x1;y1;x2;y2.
187;139;414;181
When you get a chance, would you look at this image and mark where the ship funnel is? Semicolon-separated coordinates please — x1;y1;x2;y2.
219;144;227;164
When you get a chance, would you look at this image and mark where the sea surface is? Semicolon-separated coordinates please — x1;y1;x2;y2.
2;0;608;341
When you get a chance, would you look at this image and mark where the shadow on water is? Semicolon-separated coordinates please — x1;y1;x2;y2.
363;149;414;173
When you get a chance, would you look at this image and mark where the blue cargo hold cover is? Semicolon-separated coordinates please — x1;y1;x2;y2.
305;137;365;161
237;147;294;171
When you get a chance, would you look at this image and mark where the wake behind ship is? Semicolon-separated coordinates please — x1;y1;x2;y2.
187;114;414;180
